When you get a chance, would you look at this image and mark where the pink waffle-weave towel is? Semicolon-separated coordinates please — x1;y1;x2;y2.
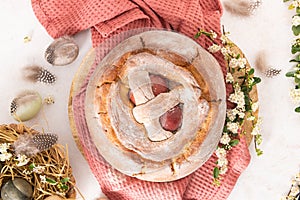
31;0;251;199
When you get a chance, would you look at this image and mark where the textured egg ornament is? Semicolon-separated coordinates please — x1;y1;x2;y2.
1;178;33;200
10;91;42;121
45;36;79;66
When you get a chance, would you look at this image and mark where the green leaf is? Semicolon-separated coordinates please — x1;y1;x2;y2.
256;148;263;156
290;59;298;63
253;77;261;84
29;163;35;170
295;106;300;112
229;139;240;147
241;85;248;93
223;125;228;132
213;167;220;179
284;0;291;2
295;77;300;84
297;7;300;14
286;71;295;77
46;177;57;185
60;177;70;183
248;68;255;75
292;25;300;36
292;45;300;54
194;32;201;39
293;54;300;62
60;184;69;191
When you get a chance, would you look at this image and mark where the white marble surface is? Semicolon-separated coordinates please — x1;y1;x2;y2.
0;0;299;199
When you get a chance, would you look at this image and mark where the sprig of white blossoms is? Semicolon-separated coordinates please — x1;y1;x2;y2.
215;147;228;175
0;143;12;162
292;0;300;7
290;88;300;103
292;15;300;27
198;30;262;184
15;154;30;167
285;0;300;113
281;172;300;200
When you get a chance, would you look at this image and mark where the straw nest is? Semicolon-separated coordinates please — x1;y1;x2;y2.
0;123;76;199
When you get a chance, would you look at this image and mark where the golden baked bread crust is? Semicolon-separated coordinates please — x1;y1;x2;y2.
94;48;212;165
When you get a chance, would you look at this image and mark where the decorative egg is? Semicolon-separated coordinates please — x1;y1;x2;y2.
10;90;42;121
45;36;79;66
1;178;33;200
44;195;64;200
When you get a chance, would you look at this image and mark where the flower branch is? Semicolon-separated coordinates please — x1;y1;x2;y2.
195;29;262;185
284;0;300;112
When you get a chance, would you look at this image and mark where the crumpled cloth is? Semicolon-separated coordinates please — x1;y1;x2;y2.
31;0;251;199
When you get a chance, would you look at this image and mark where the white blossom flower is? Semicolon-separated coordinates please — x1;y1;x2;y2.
229;57;247;69
225;73;234;83
219;165;228;175
292;15;300;27
40;175;47;183
227;108;238;121
220;34;228;44
292;179;298;185
295;173;300;182
210;30;217;39
251;102;259;112
290;185;299;196
247;116;256;121
15;154;30;166
227;122;240;134
0;152;12;161
208;44;221;53
23;169;32;175
290;88;300;103
292;37;300;46
0;143;10;153
251;123;261;136
229;84;245;109
217;157;228;167
292;0;300;7
220;133;231;145
221;47;230;56
55;191;66;196
33;165;45;174
238;111;245;119
295;73;300;79
215;147;226;158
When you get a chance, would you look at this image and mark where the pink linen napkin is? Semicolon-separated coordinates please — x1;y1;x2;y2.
31;0;251;199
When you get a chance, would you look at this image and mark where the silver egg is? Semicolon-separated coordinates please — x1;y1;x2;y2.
45;36;79;66
1;178;33;200
10;90;42;121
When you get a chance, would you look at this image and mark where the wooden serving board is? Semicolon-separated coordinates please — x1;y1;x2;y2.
68;42;258;156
